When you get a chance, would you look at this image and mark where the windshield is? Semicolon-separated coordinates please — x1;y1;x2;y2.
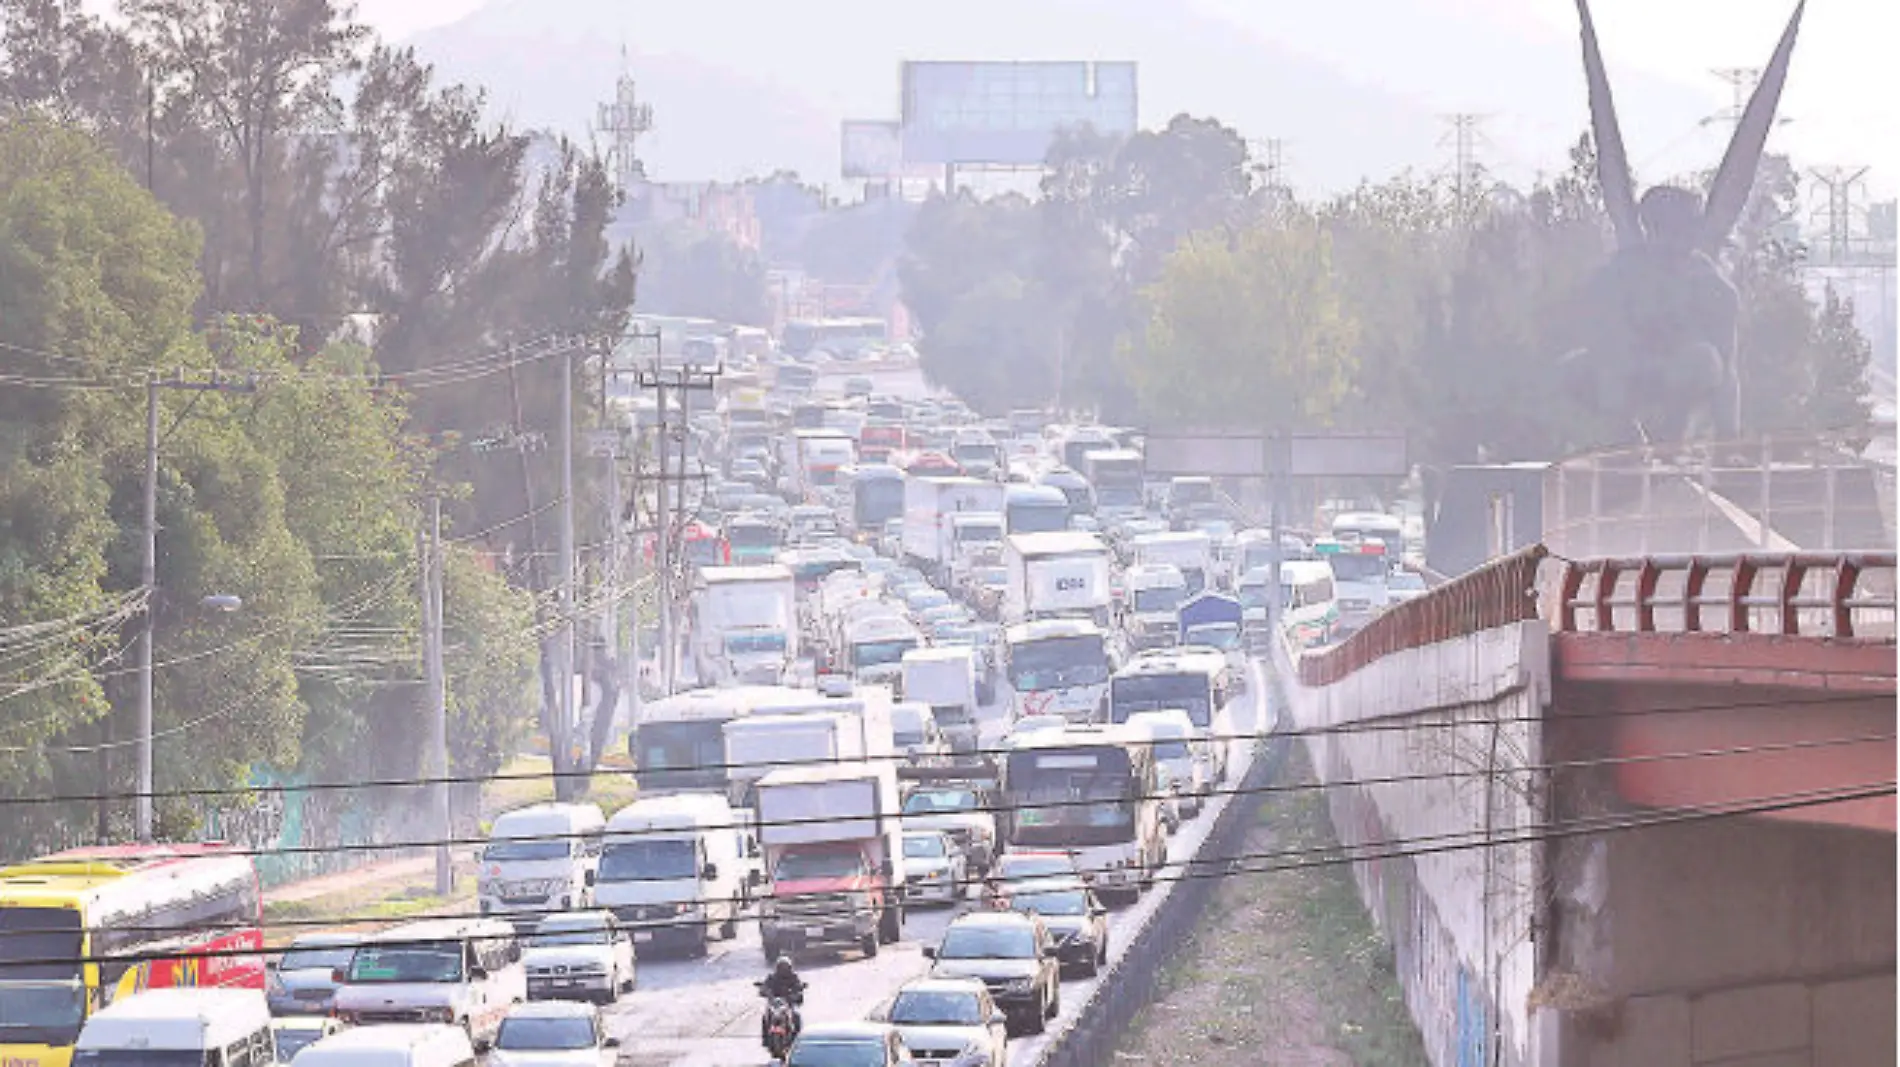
998;857;1072;880
496;1016;597;1051
1154;739;1193;761
890;990;984;1026
278;945;355;972
1185;624;1240;650
1008;634;1109;691
938;925;1036;960
853;638;916;668
482;839;569;863
904;790;977;814
1326;554;1389;583
903;836;948;859
1133;585;1183;612
274;1028;326;1061
346;943;463;984
635;720;728;790
1239;584;1271;610
530;922;612;948
0;981;85;1047
1390;573;1427;591
728;631;788;656
855;481;905;526
600;839;697;882
729;524;780;548
1008;503;1068;534
1007;751;1137;844
787;1039;889;1067
73;1053;206;1067
775;850;866;882
955;523;1003;544
1112;674;1215;728
1013;889;1090;917
0;907;82;982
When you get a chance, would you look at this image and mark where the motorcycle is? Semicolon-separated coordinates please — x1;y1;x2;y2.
758;982;801;1062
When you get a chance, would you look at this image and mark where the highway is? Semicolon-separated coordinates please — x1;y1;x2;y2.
600;664;1272;1067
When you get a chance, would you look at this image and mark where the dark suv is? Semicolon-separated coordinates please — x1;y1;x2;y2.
923;911;1061;1036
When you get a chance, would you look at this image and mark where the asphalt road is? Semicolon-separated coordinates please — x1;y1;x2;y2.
598;664;1272;1067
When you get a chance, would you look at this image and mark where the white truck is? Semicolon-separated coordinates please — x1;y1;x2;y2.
690;564;798;686
900;646;981;753
722;690;896;806
596;794;760;957
1132;530;1214;595
785;428;857;501
945;511;1006;588
1001;530;1113;625
1124;563;1189;651
754;761;906;961
902;475;1006;580
842;613;922;688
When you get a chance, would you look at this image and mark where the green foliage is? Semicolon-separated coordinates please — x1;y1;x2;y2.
631;221;767;326
441;547;537;778
1125;219;1358;432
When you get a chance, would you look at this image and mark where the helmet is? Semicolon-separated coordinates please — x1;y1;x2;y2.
774;955;795;977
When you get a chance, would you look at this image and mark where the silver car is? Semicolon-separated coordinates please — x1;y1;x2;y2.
266;932;356;1016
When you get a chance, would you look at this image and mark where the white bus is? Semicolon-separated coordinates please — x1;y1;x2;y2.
629;688;765;794
1000;725;1166;905
1003;617;1113;723
1081;449;1144;517
1314;538;1390;636
1279;559;1340;650
1106;647;1242;783
780;317;887;360
1330;512;1405;560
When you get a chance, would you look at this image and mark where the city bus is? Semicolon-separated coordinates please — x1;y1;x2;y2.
1314;537;1390;636
1000;725;1166;904
1003;617;1113;723
1081;449;1144;517
0;844;265;1067
1106;646;1243;784
630;688;765;794
1004;484;1070;536
1330;512;1405;559
780;317;886;360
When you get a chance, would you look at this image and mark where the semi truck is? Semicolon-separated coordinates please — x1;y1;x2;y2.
1001;531;1112;626
754;761;906;961
690;565;798;686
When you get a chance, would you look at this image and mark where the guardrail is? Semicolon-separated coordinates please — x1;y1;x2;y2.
1554;551;1898;639
1031;724;1291;1067
1296;546;1548;687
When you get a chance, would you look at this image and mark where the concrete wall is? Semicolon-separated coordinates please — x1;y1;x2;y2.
1276;621;1551;1067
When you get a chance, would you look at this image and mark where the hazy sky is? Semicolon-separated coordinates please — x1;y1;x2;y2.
349;0;1889;190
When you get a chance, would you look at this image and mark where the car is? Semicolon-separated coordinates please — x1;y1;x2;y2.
905;588;952;615
788;1022;915;1066
522;910;636;1004
1001;715;1067;748
900;786;998;871
986;851;1082;905
997;877;1110;978
902;831;969;907
271;1016;347;1062
1124;709;1210;817
488;1000;621;1067
1388;569;1429;604
843;375;876;398
923;912;1061;1037
870;977;1009;1067
731;457;771;488
266;931;356;1016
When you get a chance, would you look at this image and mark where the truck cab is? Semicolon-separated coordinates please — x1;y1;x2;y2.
1124;564;1188;651
755;763;905;962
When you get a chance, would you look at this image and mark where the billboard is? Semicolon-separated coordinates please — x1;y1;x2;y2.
1144;433;1265;478
899;60;1138;166
841;120;903;178
1145;431;1409;478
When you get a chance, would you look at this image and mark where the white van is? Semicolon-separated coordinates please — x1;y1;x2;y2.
478;803;607;924
74;988;276;1067
596;794;760;957
1125;709;1211;816
890;702;949;764
333;918;526;1048
291;1024;477;1067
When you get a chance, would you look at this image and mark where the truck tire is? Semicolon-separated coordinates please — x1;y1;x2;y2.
860;931;879;958
877;902;902;944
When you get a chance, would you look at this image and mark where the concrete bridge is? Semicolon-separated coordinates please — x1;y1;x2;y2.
1273;546;1895;1067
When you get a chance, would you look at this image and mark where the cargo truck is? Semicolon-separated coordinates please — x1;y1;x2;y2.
902;476;1006;581
721;689;896;807
900;647;980;753
689;565;798;686
754;762;906;961
1001;531;1112;625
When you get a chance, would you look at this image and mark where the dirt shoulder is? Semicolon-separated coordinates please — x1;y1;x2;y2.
1117;744;1428;1067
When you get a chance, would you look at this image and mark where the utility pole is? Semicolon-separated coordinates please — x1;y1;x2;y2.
137;371;257;843
558;345;578;766
632;358;721;695
419;495;451;894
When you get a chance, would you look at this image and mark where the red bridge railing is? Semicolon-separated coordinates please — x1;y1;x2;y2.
1554;552;1898;639
1297;546;1547;687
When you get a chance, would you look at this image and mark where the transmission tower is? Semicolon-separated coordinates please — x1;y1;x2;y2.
1808;166;1872;266
1438;113;1491;214
596;45;654;195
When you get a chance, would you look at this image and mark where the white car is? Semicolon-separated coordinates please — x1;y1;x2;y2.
872;977;1009;1067
902;831;968;907
1387;569;1429;604
488;1001;621;1067
522;910;635;1005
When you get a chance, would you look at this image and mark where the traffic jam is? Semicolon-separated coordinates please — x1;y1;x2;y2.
0;322;1426;1067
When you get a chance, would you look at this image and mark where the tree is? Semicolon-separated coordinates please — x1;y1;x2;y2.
442;546;537;778
631;222;768;326
1123;218;1358;432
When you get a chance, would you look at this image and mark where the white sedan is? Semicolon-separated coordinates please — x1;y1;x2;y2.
872;977;1009;1067
522;910;636;1005
488;1001;621;1067
902;831;968;906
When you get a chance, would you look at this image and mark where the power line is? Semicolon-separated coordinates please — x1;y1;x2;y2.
0;777;1885;963
1438;112;1492;214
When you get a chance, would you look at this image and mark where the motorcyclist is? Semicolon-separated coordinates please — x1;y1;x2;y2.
758;955;806;1048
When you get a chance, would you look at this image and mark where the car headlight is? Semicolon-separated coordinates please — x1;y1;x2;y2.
950;1046;990;1067
426;1007;456;1024
849;891;872;910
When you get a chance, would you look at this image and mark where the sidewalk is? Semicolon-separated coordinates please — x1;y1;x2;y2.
264;853;437;906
